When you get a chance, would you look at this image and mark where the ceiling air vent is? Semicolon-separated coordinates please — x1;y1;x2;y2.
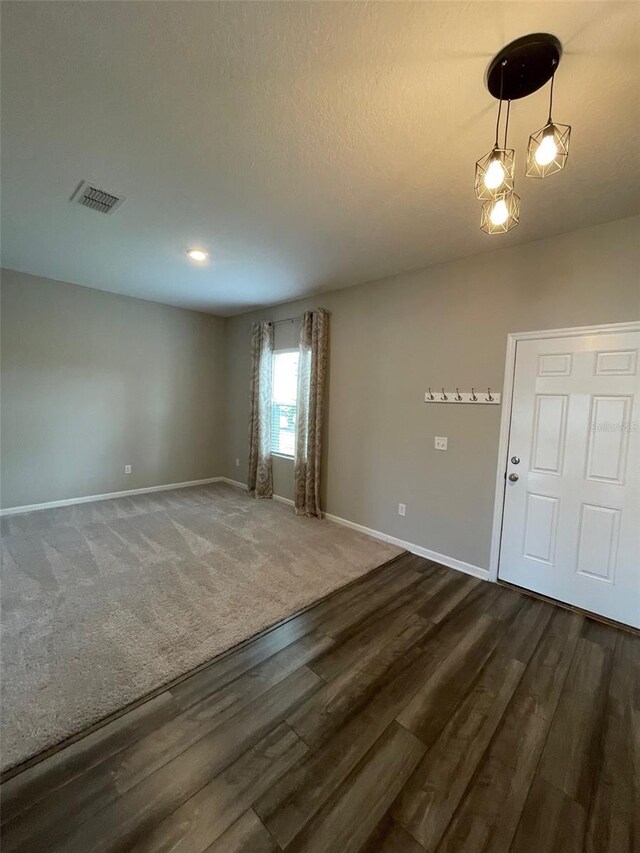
70;180;126;214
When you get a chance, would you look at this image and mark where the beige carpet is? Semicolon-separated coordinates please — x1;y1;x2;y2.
0;482;402;772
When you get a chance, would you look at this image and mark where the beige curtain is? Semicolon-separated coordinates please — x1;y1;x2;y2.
247;321;274;498
294;309;328;517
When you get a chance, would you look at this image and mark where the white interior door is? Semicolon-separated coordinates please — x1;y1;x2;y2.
498;330;640;628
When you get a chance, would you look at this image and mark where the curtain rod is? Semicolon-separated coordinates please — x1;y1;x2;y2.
266;307;326;326
270;315;301;326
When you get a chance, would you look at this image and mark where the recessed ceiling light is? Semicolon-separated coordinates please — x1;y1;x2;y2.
187;248;208;262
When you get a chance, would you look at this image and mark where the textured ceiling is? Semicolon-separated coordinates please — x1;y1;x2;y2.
1;2;639;315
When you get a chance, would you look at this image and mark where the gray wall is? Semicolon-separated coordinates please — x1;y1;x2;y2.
1;270;226;508
225;216;640;570
3;217;639;565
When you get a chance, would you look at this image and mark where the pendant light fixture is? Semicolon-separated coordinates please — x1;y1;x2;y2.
474;33;571;233
481;190;521;235
475;66;515;201
480;100;520;234
526;74;571;178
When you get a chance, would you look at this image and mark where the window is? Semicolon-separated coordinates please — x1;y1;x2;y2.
271;350;299;457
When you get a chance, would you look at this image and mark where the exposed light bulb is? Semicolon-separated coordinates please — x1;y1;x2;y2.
535;131;558;166
489;198;509;226
187;248;208;262
484;158;506;190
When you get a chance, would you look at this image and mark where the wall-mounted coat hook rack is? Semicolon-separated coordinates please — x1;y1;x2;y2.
424;387;501;405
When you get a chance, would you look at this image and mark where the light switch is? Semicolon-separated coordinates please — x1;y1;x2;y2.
434;437;448;451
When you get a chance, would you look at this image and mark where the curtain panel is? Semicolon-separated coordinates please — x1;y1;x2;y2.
247;321;274;498
294;309;329;517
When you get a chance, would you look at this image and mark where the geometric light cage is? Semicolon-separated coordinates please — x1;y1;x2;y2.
480;191;521;234
525;122;571;178
474;147;515;199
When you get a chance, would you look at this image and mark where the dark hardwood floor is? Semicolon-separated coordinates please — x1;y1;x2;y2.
1;553;638;852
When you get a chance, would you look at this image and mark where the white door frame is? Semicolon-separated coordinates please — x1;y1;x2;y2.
488;319;640;584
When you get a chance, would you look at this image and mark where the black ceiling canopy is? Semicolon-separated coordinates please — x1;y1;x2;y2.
486;33;562;101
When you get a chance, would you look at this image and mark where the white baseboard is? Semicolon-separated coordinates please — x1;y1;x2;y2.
219;477;246;490
0;477;223;517
218;477;296;507
219;478;488;581
273;494;295;507
324;511;489;581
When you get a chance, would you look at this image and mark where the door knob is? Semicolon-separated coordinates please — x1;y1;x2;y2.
508;473;519;482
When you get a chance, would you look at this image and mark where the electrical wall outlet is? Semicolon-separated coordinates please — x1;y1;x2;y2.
124;464;132;474
235;458;240;468
398;503;406;517
434;437;448;451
